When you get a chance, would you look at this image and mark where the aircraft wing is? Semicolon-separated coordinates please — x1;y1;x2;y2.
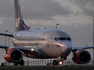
0;33;13;37
0;45;37;55
72;46;94;51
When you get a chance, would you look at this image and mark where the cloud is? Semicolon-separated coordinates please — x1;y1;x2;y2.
21;0;72;20
0;0;14;18
91;0;94;6
0;0;72;20
70;0;94;18
81;8;94;18
73;12;80;17
0;17;5;24
0;18;15;33
73;0;88;8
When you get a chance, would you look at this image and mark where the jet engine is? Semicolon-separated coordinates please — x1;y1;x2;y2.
72;50;91;64
4;48;23;63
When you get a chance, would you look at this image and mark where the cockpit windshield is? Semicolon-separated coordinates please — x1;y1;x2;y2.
55;37;71;41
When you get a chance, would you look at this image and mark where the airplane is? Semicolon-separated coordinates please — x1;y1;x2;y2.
0;0;94;66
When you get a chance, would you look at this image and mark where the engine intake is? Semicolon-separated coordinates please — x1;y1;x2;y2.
72;50;91;64
4;48;23;62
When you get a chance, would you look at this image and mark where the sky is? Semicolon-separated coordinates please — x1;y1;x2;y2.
0;0;94;65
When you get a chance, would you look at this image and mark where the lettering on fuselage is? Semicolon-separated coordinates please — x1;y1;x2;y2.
36;38;45;41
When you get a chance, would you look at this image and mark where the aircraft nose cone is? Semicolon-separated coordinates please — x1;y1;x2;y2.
61;41;72;56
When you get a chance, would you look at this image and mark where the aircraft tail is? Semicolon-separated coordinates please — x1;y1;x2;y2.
14;0;29;31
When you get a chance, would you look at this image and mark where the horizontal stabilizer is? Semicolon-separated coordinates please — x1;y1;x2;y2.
0;33;13;37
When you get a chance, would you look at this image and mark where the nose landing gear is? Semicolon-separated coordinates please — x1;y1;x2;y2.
52;56;67;65
47;56;66;66
53;60;63;65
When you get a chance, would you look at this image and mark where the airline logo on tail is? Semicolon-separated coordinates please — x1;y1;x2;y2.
16;18;20;27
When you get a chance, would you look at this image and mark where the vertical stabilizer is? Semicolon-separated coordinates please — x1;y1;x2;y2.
14;0;29;31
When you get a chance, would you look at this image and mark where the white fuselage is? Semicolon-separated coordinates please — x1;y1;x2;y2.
13;29;72;59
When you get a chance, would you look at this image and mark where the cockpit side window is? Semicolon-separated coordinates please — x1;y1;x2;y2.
60;38;66;40
66;38;71;40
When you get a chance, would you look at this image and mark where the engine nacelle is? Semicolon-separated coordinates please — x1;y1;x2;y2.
4;48;23;63
72;50;91;64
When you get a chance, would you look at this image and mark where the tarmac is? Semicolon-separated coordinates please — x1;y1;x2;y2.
0;65;94;70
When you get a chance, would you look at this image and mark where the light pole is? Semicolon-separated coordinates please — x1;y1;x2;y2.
56;23;59;30
27;57;29;66
5;30;8;46
93;19;94;65
5;30;8;63
8;36;10;46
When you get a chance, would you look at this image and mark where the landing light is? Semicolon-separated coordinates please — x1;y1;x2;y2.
31;48;34;51
58;61;63;65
